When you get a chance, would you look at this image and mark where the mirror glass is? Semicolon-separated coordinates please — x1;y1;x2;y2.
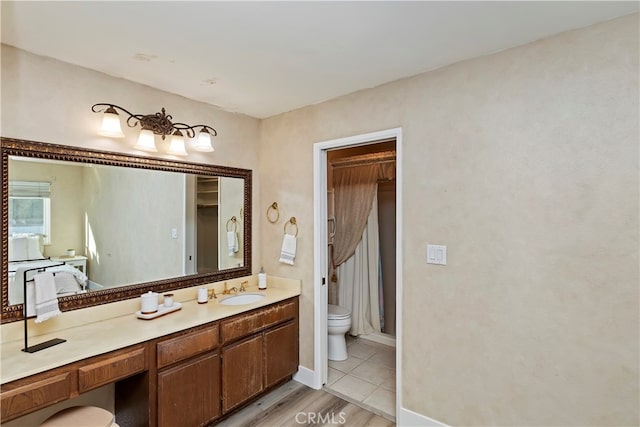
2;138;252;322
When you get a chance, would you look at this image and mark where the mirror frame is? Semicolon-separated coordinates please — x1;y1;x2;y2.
1;137;252;323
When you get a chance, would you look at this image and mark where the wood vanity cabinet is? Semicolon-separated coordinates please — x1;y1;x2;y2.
0;343;148;423
1;297;299;427
157;352;220;427
221;334;264;413
264;320;298;388
220;298;299;414
155;324;221;427
1;370;73;421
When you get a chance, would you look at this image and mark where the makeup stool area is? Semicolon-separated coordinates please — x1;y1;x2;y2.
40;406;119;427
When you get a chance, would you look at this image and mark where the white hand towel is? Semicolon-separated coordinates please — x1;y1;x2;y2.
279;233;297;265
227;231;239;256
33;272;61;323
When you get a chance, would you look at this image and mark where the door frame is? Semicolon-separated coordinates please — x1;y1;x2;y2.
310;127;403;413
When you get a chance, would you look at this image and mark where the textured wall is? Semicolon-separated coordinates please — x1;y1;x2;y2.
1;44;262;276
260;14;639;426
2;12;638;426
83;166;184;287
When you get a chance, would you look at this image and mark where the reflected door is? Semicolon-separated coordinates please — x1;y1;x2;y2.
197;177;219;273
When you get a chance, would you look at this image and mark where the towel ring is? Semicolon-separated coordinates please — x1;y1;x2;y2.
226;216;237;232
284;217;298;237
267;202;280;223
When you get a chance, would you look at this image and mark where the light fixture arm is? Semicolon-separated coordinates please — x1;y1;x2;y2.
91;103;217;140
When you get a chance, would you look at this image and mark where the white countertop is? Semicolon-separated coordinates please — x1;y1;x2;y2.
1;277;300;384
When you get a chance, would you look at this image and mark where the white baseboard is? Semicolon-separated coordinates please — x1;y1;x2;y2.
398;407;448;427
359;332;396;348
293;366;322;390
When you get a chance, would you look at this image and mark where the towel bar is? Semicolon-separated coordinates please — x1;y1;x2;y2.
21;262;67;353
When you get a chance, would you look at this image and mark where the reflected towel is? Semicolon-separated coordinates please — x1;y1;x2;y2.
34;272;61;323
227;231;239;256
279;233;297;265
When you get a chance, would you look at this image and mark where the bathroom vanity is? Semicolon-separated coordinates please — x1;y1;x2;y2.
0;282;300;427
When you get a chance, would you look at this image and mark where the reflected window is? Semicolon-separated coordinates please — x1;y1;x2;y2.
8;181;51;244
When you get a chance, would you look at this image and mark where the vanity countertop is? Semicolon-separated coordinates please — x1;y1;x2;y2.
1;281;300;384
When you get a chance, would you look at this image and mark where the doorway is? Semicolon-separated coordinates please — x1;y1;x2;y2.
310;127;403;421
327;142;397;343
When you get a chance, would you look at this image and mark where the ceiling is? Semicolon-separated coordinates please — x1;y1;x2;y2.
1;1;637;119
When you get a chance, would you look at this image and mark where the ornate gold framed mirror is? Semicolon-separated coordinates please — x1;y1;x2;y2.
1;137;252;323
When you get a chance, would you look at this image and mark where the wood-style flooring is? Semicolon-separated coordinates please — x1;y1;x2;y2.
215;380;395;427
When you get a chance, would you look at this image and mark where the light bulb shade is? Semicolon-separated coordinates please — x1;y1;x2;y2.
97;109;124;138
167;131;188;156
134;129;158;152
194;129;214;152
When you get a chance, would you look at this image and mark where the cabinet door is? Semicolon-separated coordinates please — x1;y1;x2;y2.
264;320;298;388
221;334;263;413
157;352;220;427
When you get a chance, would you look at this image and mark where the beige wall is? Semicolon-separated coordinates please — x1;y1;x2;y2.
83;166;184;287
2;12;638;426
1;44;262;274
260;14;639;426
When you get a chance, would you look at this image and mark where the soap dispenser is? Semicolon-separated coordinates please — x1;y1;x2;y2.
258;266;267;290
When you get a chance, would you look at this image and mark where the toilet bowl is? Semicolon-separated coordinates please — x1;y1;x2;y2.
328;304;352;361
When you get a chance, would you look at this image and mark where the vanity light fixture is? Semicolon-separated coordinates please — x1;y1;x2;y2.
91;103;217;154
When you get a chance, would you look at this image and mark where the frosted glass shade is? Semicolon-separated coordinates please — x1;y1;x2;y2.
134;129;157;152
193;129;214;152
167;132;188;156
97;110;124;138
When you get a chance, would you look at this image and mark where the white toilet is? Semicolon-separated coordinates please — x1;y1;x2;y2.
328;304;352;361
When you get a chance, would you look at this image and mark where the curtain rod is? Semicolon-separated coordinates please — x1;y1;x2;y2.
330;150;396;168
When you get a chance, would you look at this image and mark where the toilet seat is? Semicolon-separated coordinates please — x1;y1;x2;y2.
328;304;350;320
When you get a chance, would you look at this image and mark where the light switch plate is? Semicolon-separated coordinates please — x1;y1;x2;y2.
427;244;447;265
171;228;178;239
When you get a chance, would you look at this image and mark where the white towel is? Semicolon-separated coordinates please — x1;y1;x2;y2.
227;231;239;256
279;233;297;265
33;272;61;323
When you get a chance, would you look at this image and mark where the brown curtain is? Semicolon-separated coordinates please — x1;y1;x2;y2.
329;161;395;304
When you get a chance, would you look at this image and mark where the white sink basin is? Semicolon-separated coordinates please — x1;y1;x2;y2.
219;293;266;306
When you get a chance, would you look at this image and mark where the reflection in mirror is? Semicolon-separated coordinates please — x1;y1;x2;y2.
7;158;245;305
184;175;245;274
2;138;252;322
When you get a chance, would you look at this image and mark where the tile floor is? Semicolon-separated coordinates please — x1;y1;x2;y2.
324;336;396;421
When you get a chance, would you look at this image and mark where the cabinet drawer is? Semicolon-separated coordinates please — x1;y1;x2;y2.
1;372;72;421
262;300;297;330
78;346;146;393
222;299;297;343
157;325;219;369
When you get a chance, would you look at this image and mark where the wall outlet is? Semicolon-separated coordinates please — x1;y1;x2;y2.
171;228;178;239
427;244;447;265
